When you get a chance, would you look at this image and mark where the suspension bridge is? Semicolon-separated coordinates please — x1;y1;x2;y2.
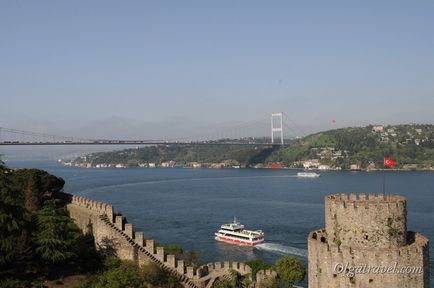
0;112;305;146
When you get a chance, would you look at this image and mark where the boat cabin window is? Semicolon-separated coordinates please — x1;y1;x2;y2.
223;233;250;240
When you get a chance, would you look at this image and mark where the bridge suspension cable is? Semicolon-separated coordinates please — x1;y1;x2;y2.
0;126;96;144
164;117;270;143
0;112;306;146
282;113;306;138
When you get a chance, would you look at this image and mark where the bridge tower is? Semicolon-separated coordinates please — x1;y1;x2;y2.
271;112;284;145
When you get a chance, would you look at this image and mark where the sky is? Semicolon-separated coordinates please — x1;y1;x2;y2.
1;1;434;140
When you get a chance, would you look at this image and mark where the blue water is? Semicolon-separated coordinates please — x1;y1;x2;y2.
7;160;434;286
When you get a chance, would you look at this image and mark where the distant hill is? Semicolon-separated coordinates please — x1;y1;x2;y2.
67;144;278;168
66;124;434;170
269;124;434;170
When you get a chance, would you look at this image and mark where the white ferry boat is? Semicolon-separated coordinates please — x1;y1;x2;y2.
214;217;264;246
297;172;320;178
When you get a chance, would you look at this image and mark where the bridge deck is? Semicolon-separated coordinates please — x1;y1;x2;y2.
0;141;277;146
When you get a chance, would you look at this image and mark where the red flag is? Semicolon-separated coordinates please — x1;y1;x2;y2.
384;157;397;167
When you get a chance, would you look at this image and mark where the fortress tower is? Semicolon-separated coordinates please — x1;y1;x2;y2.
308;193;430;288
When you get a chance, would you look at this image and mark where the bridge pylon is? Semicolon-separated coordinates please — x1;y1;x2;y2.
271;112;284;145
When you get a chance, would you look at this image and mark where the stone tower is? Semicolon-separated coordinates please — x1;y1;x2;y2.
308;193;430;288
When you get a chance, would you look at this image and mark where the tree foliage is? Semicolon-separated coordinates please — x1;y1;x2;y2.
94;260;144;288
246;259;273;279
0;167;29;271
75;259;182;288
211;269;251;288
34;201;78;273
0;166;100;282
274;125;434;168
275;256;305;285
0;165;183;287
24;174;42;211
78;144;279;167
163;243;183;256
184;250;200;267
75;125;434;169
257;278;280;288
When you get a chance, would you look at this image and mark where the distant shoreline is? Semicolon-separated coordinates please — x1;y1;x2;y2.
57;161;434;172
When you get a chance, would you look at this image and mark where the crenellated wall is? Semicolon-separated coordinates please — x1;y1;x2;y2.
325;192;407;249
309;193;430;288
57;192;260;288
256;269;278;285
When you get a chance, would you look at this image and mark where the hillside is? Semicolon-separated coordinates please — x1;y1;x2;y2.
271;124;434;170
65;124;434;170
66;144;277;168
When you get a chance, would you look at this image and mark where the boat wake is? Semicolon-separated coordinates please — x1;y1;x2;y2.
255;243;307;258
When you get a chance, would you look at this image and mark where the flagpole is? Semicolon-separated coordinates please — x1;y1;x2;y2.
382;156;386;194
383;157;397;196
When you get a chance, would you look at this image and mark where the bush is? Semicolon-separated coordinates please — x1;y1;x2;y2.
258;278;279;288
276;256;305;285
246;259;273;279
141;263;167;286
103;257;122;270
0;279;29;288
74;260;182;288
163;244;183;256
95;260;144;288
0;165;102;283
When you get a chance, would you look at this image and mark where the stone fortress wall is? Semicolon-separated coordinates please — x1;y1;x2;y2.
58;192;276;288
308;193;430;288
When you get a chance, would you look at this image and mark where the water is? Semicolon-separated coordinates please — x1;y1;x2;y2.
5;159;434;286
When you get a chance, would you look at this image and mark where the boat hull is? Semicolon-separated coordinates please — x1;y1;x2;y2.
297;172;320;178
215;236;264;246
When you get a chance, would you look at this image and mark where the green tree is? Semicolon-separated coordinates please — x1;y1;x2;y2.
1;164;101;284
211;270;249;288
185;250;200;267
142;262;182;287
140;262;168;286
275;256;305;286
34;201;77;276
72;233;102;272
24;174;41;211
95;260;144;288
213;279;233;288
76;260;182;288
229;269;244;288
164;243;183;257
0;278;29;288
257;278;279;288
246;259;273;279
0;169;28;273
167;275;183;288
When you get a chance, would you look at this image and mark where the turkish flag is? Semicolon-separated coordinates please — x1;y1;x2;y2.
384;157;397;167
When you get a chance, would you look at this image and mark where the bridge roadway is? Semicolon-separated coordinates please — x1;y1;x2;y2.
0;141;278;146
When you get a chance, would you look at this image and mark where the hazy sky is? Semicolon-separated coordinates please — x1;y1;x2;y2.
1;1;434;139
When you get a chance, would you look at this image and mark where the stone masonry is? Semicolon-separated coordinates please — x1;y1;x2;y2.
57;192;275;288
308;193;430;288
